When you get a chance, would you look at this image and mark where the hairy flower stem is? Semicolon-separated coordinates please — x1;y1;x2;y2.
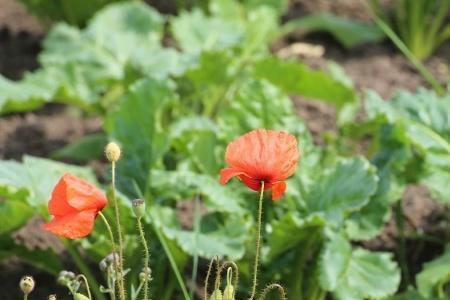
137;216;150;300
111;161;126;300
249;182;265;300
258;284;286;300
99;212;119;299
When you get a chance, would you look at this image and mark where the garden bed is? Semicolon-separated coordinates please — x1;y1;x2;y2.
0;0;449;299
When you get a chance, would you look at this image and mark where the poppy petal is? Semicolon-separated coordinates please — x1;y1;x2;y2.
43;209;97;239
219;168;246;185
48;175;76;216
63;174;107;211
271;181;286;201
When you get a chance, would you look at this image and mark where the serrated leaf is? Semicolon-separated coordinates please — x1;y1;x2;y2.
319;233;400;300
346;168;404;240
149;205;248;260
304;157;378;224
217;79;307;140
365;89;450;202
171;9;243;54
150;170;244;214
266;213;324;260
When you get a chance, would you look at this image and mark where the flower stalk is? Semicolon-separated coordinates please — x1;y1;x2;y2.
249;181;265;300
105;142;126;300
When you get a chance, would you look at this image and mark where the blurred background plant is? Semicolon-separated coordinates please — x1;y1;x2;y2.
368;0;450;61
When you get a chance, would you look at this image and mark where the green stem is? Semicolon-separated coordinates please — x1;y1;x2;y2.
369;10;445;95
153;223;191;300
76;274;92;300
190;196;201;300
131;281;144;300
107;266;116;300
98;211;119;293
289;238;312;299
64;241;107;300
249;182;265;300
111;161;126;300
137;217;151;300
396;201;410;288
23;295;28;300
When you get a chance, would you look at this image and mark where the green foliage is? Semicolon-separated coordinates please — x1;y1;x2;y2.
319;233;400;300
280;13;385;48
18;0;123;27
364;88;450;202
369;0;450;60
1;1;449;300
416;245;450;299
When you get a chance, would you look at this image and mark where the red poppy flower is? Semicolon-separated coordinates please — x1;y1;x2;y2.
43;173;107;239
220;129;299;200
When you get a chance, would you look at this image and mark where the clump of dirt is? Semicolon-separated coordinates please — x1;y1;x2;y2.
0;105;102;160
0;0;43;34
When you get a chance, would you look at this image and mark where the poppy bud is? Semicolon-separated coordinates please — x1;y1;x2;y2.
105;142;121;162
223;285;234;300
132;199;146;218
139;267;152;282
210;289;223;300
99;258;108;271
48;295;57;300
74;293;90;300
223;267;235;300
105;252;120;265
20;276;35;295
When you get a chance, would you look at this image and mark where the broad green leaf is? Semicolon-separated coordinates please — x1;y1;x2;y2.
217;79;307;140
0;199;34;235
0;66;99;114
171;9;243;54
17;0;121;27
104;78;177;197
319;233;400;300
52;133;108;163
0;156;96;208
169;116;221;174
253;57;356;106
243;0;288;15
150;205;248;260
266;213;324;260
387;289;427;300
280;13;384;48
150;170;244;214
416;245;450;299
304;157;378;224
346;168;404;240
365;89;450;202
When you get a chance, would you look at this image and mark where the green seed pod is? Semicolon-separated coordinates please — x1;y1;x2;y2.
210;289;223;300
132;199;146;218
20;276;35;295
223;285;234;300
74;293;90;300
139;267;152;282
48;295;57;300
